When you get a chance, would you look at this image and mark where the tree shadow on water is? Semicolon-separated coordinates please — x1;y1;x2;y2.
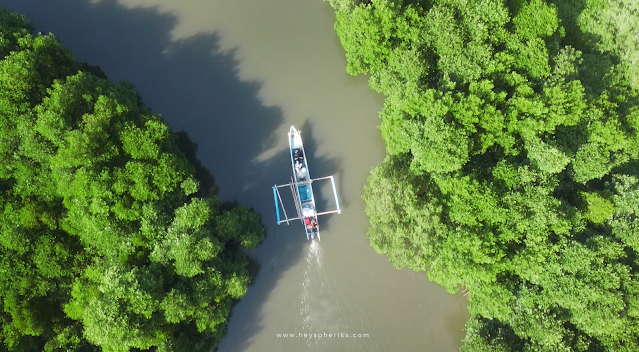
0;0;325;351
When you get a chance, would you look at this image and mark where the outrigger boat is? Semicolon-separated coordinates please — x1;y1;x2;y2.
272;126;341;240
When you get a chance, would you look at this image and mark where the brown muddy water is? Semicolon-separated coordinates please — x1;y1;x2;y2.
0;0;469;350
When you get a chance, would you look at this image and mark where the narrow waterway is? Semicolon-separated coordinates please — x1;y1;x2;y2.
0;0;469;350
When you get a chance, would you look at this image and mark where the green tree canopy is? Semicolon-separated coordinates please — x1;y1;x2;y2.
330;0;639;350
0;8;263;352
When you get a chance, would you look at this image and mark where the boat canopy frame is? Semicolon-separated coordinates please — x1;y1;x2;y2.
272;175;341;225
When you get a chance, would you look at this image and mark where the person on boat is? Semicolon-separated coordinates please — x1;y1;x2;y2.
297;167;307;180
302;205;314;218
311;220;318;230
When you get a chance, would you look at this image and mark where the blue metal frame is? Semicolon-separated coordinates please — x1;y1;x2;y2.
272;186;281;224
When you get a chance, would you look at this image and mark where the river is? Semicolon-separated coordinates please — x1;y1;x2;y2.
0;0;469;350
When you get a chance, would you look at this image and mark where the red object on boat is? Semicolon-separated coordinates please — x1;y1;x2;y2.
304;218;311;225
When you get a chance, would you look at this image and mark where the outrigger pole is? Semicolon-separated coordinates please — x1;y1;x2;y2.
272;186;280;223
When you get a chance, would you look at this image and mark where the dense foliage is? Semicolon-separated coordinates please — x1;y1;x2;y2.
329;0;639;350
0;9;263;352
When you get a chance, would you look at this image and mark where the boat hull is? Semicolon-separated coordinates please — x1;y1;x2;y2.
288;126;320;240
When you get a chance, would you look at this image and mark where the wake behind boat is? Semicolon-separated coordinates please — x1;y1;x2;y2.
272;126;341;240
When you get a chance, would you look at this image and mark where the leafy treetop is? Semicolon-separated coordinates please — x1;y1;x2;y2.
330;0;639;350
0;8;263;352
